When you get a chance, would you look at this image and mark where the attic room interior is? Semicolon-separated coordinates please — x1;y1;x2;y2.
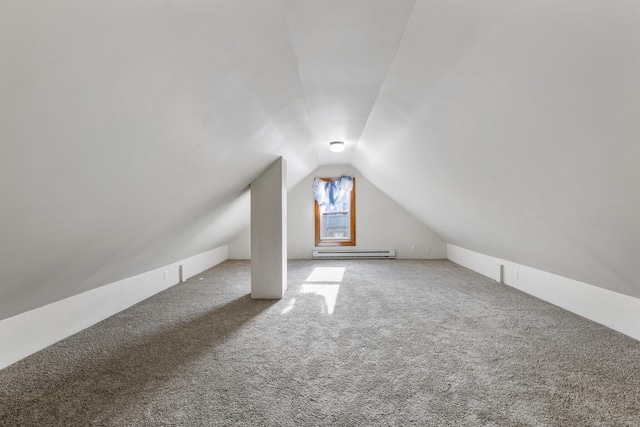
1;0;639;425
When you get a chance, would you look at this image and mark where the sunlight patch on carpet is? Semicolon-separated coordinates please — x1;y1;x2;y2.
305;267;345;283
301;284;340;314
281;297;296;314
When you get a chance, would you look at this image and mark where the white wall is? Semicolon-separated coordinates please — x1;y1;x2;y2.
228;227;251;260
0;245;229;370
229;164;447;260
448;244;640;342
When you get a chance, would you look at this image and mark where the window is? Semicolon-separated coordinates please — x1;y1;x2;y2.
314;176;356;246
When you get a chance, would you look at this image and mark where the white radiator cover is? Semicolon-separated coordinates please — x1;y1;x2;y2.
312;249;396;259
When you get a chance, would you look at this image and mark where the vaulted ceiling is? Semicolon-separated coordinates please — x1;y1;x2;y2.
1;0;639;319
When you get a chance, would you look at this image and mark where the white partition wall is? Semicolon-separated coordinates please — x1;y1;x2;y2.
251;157;287;299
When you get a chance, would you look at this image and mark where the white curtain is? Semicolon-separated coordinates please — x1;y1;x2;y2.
313;176;353;213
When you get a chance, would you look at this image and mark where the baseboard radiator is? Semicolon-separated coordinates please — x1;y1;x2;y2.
312;249;396;260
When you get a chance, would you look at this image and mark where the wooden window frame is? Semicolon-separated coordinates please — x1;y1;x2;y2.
315;177;356;247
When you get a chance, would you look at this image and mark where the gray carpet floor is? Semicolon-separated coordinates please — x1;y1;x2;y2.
1;259;639;426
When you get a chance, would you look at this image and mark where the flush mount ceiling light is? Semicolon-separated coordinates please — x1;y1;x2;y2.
329;141;345;152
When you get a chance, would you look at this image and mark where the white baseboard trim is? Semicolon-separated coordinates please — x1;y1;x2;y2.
0;245;228;370
447;244;640;342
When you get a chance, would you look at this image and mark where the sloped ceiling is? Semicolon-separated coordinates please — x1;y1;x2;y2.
355;0;640;298
1;0;639;319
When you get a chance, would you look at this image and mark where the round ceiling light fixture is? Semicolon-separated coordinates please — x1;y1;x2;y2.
329;141;345;152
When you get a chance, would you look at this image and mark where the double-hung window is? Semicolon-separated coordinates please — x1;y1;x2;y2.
314;176;356;247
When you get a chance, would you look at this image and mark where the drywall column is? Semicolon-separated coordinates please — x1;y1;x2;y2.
251;157;287;299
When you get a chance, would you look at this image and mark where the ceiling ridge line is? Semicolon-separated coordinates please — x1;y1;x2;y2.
353;0;418;154
281;1;319;165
